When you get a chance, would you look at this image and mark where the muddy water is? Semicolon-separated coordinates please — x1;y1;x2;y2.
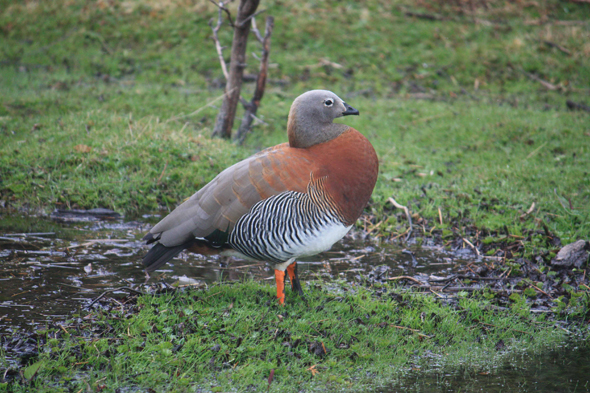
1;213;589;391
396;345;590;393
0;213;458;335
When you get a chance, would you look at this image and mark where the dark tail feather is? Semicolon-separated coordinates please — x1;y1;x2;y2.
143;232;157;244
143;241;193;272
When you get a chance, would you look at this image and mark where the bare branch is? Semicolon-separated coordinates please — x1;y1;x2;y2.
208;0;235;27
460;236;480;257
250;113;268;126
210;1;230;80
250;16;264;43
239;8;266;28
212;0;261;139
235;16;274;144
239;96;249;107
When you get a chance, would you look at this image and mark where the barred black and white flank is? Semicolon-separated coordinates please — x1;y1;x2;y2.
228;175;351;264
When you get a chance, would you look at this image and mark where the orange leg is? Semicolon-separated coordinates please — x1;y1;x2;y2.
287;263;296;289
274;269;286;305
286;261;305;299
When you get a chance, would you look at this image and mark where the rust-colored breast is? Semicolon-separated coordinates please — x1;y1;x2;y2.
243;128;378;226
306;128;379;225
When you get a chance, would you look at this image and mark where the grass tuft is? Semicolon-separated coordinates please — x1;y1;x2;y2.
4;281;576;392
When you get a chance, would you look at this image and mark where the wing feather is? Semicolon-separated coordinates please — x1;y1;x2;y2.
148;144;314;247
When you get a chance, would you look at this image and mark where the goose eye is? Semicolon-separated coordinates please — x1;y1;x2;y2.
324;99;334;107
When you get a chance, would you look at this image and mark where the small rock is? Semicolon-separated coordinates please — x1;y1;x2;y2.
551;240;589;268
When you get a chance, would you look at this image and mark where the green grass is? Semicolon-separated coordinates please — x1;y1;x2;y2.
1;2;590;389
2;281;574;392
1;0;589;243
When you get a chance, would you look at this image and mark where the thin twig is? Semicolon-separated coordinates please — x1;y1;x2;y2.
87;287;145;308
210;1;230;80
530;285;553;299
520;202;536;220
389;324;434;338
157;161;168;185
524;71;559;90
526;142;547;159
390;228;411;241
500;267;512;278
387;275;423;285
461;236;480;257
430;288;445;298
2;232;56;237
250;113;268;125
240;8;266;28
235;16;274;144
427;274;458;283
239;95;250;107
388;197;413;240
411;112;450;125
404;11;444;21
366;220;383;235
167;89;236;122
541;40;571;55
208;0;235;27
250;16;264;42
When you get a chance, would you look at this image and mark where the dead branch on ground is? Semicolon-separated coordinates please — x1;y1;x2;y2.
541;40;571;56
523;71;559;91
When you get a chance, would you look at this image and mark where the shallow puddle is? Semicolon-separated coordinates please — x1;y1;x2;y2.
1;213;589;390
0;213;466;334
396;345;590;393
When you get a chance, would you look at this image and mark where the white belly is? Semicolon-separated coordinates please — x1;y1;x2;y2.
287;222;352;258
223;222;352;268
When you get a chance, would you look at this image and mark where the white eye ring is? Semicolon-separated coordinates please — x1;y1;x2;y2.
324;99;334;107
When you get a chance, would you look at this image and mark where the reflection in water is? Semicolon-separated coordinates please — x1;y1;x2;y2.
396;346;590;393
0;215;457;334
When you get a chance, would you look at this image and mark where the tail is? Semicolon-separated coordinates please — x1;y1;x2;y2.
142;240;193;272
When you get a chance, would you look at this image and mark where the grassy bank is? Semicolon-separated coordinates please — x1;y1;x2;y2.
1;0;589;242
2;281;579;392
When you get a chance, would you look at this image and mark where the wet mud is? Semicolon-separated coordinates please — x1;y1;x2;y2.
1;211;589;391
0;213;462;335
